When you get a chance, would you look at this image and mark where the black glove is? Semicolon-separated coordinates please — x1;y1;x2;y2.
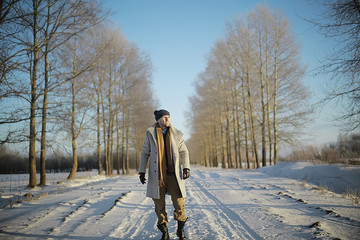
139;172;146;184
183;168;190;180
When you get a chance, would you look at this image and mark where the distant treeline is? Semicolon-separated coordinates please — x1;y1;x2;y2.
0;146;136;174
283;133;360;164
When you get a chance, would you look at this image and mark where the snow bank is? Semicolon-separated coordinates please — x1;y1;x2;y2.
258;161;360;196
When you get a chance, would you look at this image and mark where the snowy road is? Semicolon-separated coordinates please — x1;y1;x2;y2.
0;166;359;239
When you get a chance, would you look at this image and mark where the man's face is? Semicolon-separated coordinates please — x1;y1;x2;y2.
158;115;170;128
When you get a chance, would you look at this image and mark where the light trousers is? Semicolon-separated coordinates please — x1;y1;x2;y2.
152;175;186;224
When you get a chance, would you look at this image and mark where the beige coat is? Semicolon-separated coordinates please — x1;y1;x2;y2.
139;124;190;199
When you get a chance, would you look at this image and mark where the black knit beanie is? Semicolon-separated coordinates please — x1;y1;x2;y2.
154;109;170;121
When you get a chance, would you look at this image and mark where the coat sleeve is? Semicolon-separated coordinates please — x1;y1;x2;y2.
178;136;190;170
139;131;151;173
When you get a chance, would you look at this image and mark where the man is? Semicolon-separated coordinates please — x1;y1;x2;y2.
139;109;190;240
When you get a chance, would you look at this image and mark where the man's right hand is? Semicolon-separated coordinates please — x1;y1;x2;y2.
139;172;146;184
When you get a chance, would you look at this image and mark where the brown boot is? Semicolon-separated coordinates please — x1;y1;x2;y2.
157;223;170;240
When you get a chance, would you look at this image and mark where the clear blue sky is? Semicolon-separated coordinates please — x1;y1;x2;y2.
103;0;339;146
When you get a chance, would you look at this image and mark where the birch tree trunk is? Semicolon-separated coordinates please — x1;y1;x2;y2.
125;107;130;175
232;100;239;169
247;73;260;168
242;83;250;169
220;114;227;169
273;58;279;164
40;3;51;186
68;78;78;180
266;77;273;165
121;110;126;174
29;0;40;188
260;45;267;167
96;98;103;174
116;113;121;174
40;47;48;186
226;116;232;168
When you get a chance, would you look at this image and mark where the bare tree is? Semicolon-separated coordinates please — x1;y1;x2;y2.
58;30;98;180
0;0;22;93
310;0;360;130
39;2;51;186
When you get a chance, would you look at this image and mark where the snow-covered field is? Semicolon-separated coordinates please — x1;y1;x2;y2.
0;161;359;240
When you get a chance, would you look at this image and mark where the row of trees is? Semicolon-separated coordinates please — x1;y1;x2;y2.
0;0;156;187
186;5;311;169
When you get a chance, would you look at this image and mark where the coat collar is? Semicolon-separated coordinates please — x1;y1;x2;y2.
148;123;184;142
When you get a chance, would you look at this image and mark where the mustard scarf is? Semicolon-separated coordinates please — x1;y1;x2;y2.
156;124;174;187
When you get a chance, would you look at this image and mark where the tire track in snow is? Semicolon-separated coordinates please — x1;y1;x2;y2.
50;178;157;240
0;206;59;238
106;190;158;239
1;178;118;239
97;191;130;220
232;174;360;240
225;178;324;238
189;170;320;239
274;186;360;239
1;190;106;240
186;174;263;240
48;180;137;239
47;195;104;237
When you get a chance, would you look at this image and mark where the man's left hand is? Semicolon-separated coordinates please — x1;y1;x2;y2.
183;168;190;179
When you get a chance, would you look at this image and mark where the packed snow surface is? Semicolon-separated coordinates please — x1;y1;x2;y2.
0;161;359;240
